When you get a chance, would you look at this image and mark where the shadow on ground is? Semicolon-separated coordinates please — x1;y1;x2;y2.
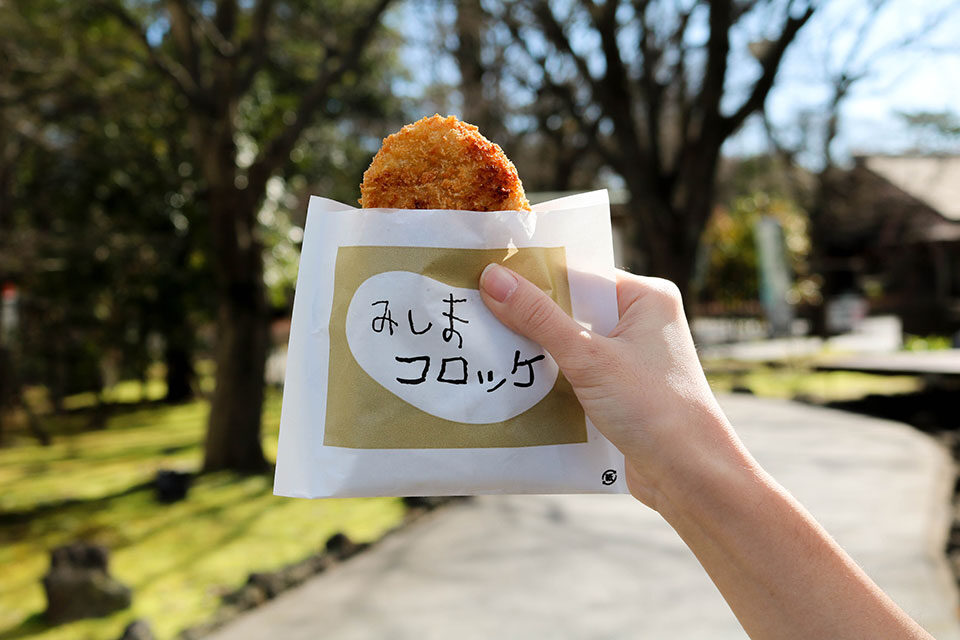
825;388;959;438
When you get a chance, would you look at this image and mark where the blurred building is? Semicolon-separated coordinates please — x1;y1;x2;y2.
822;155;960;336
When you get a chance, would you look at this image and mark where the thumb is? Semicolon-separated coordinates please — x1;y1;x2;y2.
478;263;589;361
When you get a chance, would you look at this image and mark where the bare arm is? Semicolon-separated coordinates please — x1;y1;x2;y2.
479;264;932;640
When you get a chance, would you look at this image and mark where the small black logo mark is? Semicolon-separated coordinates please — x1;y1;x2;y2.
601;469;617;485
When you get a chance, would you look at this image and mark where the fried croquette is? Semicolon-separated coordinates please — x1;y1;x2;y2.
360;114;531;211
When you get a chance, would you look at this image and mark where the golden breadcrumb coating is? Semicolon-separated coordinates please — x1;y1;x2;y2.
360;114;531;211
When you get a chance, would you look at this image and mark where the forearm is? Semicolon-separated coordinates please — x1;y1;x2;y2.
478;267;931;637
650;415;932;640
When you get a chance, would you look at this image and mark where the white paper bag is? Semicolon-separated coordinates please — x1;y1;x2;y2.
273;190;626;497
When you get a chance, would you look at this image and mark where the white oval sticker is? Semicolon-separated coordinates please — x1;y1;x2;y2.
345;271;558;424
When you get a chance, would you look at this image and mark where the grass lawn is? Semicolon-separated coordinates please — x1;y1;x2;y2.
0;360;922;639
0;389;406;640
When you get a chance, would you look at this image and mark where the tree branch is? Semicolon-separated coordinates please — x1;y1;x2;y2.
534;0;636;171
845;0;951;81
188;0;237;58
502;8;619;172
637;0;664;176
167;0;201;81
759;110;810;209
214;0;239;43
586;0;650;174
247;0;393;189
698;0;733;137
720;3;815;137
731;0;759;25
669;3;696;171
237;0;275;94
531;3;603;100
98;0;208;109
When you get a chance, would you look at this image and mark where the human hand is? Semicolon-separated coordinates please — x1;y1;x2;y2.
479;263;745;508
481;263;935;639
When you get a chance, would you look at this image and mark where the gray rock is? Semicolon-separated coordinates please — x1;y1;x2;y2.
223;584;267;611
284;555;330;585
118;619;154;640
155;469;191;503
324;532;354;557
247;572;287;599
43;542;131;623
401;496;449;510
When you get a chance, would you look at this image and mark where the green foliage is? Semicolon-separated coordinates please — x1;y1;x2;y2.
699;192;813;306
903;335;952;351
705;364;921;402
0;0;408;409
225;4;408;309
0;390;406;640
696;157;817;308
0;0;214;401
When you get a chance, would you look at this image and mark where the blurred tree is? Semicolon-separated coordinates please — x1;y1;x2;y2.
898;110;960;150
511;88;608;193
762;0;957;333
0;0;213;425
93;0;398;471
486;0;815;301
445;0;605;193
699;158;813;308
455;0;506;145
1;2;174;440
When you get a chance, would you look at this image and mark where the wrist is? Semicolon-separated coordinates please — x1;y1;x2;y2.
636;405;761;519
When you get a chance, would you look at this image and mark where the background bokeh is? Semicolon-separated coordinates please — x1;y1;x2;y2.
1;1;958;638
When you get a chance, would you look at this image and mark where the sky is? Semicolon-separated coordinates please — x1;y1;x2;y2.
721;0;960;162
393;0;960;168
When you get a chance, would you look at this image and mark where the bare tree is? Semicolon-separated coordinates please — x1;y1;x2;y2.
455;0;504;142
762;0;958;333
449;0;598;191
488;0;815;302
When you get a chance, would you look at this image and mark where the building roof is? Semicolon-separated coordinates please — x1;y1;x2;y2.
863;155;960;222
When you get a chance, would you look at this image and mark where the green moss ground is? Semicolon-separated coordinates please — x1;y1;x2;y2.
0;390;405;640
0;360;921;639
704;363;921;402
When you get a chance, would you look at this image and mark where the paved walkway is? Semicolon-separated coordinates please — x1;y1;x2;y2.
816;348;960;377
695;316;905;361
209;395;960;639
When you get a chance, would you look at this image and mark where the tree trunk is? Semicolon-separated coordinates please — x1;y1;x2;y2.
202;181;269;472
637;218;698;307
163;339;194;404
161;246;196;404
806;168;841;337
628;140;722;313
203;286;268;472
456;0;505;143
627;188;709;313
0;345;10;442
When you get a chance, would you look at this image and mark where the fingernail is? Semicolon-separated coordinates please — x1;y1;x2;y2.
480;263;518;302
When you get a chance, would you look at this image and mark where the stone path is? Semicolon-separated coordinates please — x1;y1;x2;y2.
208;395;960;639
816;348;960;377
